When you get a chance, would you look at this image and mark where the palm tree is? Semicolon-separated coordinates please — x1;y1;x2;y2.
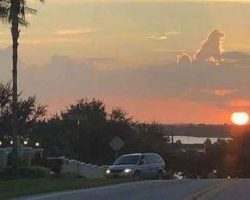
0;0;43;165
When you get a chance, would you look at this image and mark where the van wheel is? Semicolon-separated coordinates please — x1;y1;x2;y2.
133;171;140;181
157;170;163;180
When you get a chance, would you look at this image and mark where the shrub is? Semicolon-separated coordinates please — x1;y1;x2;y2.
31;153;47;167
46;158;63;175
0;167;19;180
18;166;50;179
6;153;25;167
0;166;50;180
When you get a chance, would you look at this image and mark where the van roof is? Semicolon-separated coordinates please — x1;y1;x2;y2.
122;153;159;156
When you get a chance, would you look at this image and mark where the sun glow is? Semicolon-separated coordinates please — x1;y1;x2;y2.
231;112;249;126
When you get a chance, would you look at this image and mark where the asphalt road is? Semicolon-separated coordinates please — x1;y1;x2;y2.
18;179;250;200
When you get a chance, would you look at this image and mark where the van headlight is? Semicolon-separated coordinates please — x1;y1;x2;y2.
106;169;111;174
124;168;132;173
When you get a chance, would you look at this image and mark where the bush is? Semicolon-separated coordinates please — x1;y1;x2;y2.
0;166;50;180
6;153;25;167
31;153;47;167
46;158;63;175
0;167;19;180
18;166;50;179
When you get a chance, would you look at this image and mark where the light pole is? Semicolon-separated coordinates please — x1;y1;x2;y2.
76;118;80;176
69;108;87;176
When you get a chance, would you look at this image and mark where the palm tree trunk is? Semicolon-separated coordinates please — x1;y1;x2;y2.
11;0;20;164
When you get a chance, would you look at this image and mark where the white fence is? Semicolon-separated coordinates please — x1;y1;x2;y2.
60;157;109;179
0;149;109;179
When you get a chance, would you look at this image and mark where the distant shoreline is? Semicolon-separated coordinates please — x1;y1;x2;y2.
162;124;249;138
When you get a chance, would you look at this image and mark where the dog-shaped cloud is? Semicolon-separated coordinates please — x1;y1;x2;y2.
177;29;224;65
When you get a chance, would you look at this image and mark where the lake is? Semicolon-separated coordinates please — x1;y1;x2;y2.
171;136;232;144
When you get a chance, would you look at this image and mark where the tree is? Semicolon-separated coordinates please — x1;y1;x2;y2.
31;99;138;165
109;108;132;124
61;99;108;164
135;122;168;157
0;0;44;163
108;108;137;157
0;82;47;145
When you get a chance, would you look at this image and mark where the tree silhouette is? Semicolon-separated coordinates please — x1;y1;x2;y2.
0;0;44;166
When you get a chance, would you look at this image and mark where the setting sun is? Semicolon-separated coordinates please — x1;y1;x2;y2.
231;112;249;126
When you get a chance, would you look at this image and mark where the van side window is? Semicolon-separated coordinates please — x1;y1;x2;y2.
146;155;154;164
146;155;162;164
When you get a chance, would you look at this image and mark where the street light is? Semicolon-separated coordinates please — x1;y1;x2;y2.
35;142;40;147
68;109;87;176
0;141;2;146
24;140;28;145
10;140;13;145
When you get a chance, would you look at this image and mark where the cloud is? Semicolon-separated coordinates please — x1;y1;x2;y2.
223;51;250;60
228;99;250;108
14;54;247;108
18;38;83;45
149;31;180;41
201;88;238;97
149;35;168;41
177;53;192;65
9;51;249;111
54;28;97;36
194;29;224;64
222;51;250;67
177;29;224;65
84;57;119;70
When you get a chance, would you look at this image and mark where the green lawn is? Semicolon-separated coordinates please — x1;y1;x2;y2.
0;177;131;200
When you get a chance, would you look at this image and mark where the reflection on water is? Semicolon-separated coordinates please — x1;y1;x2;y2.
172;136;232;144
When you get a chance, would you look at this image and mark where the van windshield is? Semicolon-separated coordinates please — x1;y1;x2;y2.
114;155;140;165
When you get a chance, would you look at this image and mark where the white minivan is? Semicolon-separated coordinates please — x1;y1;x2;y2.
106;153;166;180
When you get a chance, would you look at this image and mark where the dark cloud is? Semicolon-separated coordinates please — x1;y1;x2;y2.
223;51;250;60
222;51;250;67
1;35;250;113
16;55;250;110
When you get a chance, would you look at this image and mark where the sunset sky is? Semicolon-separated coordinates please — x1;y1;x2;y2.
1;0;250;124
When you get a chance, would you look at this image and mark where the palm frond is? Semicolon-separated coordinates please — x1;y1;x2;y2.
0;0;44;26
0;1;9;20
18;17;28;26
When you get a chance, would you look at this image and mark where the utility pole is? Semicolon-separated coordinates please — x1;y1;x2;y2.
76;112;80;176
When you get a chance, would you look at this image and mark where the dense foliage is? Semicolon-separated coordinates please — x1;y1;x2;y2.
1;82;250;178
1;166;50;180
0;82;46;144
32;99;170;165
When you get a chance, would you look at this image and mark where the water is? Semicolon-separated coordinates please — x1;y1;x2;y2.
171;136;232;144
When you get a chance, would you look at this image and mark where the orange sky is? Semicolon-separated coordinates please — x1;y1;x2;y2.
1;1;250;124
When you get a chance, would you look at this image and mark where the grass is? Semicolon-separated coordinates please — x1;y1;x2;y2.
0;177;131;200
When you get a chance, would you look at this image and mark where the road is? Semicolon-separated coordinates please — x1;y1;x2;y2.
18;179;250;200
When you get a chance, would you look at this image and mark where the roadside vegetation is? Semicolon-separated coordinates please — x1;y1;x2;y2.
0;176;131;200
